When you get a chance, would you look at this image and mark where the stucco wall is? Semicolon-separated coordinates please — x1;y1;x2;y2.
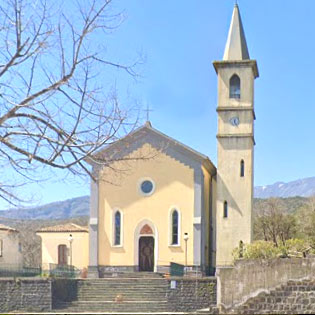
37;231;89;270
215;62;256;266
217;258;315;310
98;143;210;268
0;230;23;267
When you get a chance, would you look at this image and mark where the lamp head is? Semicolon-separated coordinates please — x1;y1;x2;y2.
68;234;73;242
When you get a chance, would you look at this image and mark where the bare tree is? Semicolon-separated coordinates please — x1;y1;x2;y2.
295;195;315;242
309;195;315;212
254;198;297;246
0;0;142;205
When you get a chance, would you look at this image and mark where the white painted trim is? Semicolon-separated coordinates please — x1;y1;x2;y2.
134;219;158;272
193;217;201;224
89;218;98;225
111;208;124;247
168;206;181;247
137;177;156;197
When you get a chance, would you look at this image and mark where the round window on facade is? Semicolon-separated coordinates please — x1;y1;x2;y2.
139;179;155;196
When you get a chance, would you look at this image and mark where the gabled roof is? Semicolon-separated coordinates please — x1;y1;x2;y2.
223;4;250;61
88;121;216;176
0;223;17;232
37;223;88;233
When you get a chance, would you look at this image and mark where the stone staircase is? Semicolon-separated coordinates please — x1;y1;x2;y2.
226;279;315;314
53;275;171;312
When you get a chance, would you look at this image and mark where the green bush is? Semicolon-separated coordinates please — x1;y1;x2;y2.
233;238;315;261
279;238;309;257
233;240;281;260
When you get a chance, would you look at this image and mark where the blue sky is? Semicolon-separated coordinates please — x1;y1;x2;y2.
111;0;315;186
3;0;315;208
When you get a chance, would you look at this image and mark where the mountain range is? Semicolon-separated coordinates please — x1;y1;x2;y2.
0;176;314;220
254;176;315;199
0;196;89;220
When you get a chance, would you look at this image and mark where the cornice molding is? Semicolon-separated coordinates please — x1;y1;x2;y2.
213;59;259;78
216;106;256;120
217;133;255;145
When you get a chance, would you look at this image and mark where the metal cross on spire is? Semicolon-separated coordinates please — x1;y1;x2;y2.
144;103;153;122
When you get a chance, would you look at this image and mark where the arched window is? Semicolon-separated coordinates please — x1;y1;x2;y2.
223;201;228;218
229;74;241;99
114;211;121;246
171;210;179;245
240;160;245;177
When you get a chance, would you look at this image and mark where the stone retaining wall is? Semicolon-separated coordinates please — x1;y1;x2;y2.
216;258;315;312
230;279;315;314
0;278;52;312
167;277;217;312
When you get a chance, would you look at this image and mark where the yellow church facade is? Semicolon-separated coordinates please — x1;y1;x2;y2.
92;128;216;275
87;4;258;277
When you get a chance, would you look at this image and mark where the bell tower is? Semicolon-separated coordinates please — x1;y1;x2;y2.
213;4;259;265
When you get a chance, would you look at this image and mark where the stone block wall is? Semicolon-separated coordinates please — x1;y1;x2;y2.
229;279;315;314
217;257;315;310
167;277;217;312
0;278;52;312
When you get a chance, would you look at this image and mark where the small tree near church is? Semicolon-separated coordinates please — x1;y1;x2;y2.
0;0;141;205
254;198;297;246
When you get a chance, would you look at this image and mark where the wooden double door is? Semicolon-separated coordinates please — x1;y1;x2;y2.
58;244;68;265
139;236;154;272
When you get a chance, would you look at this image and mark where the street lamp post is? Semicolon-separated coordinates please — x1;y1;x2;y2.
68;234;73;267
183;233;189;274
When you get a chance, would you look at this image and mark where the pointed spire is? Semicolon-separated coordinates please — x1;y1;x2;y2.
223;4;250;61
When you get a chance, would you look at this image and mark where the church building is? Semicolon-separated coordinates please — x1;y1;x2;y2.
87;4;258;277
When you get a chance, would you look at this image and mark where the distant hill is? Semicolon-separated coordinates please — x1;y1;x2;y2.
0;196;89;220
254;196;309;215
0;176;314;220
254;177;315;199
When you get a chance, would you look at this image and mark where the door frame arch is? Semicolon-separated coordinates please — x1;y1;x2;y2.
134;219;158;272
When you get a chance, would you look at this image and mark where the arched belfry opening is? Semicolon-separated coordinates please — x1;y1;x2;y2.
229;74;241;99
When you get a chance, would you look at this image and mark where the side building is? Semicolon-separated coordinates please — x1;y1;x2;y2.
0;223;23;268
37;223;89;271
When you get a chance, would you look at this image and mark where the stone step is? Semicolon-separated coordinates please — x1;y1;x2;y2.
77;287;168;292
77;283;168;287
77;286;169;293
75;292;168;297
80;279;167;282
76;292;168;297
74;296;167;302
77;289;168;293
76;288;168;293
77;283;168;288
78;279;168;285
98;272;165;278
75;293;167;298
54;301;170;312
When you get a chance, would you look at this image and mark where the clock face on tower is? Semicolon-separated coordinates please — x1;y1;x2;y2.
229;116;240;126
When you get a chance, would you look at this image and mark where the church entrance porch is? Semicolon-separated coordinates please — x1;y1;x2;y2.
139;236;154;271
